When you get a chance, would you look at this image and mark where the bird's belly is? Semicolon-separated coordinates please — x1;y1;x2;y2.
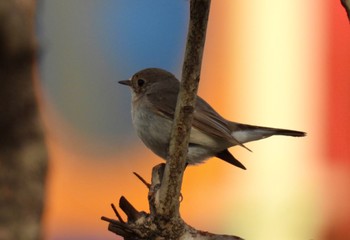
186;145;214;165
132;107;172;159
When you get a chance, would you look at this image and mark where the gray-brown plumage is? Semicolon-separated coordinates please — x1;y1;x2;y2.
119;68;306;170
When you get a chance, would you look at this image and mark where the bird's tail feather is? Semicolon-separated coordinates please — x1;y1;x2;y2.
230;122;306;144
269;128;306;137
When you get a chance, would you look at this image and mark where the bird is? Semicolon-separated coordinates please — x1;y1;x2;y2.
119;68;306;170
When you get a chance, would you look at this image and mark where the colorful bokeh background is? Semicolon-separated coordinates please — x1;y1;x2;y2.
37;1;350;239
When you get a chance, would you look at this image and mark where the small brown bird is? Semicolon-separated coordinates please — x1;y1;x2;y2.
119;68;306;170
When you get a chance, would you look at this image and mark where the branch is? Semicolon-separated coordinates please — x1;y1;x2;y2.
102;164;243;240
157;0;211;218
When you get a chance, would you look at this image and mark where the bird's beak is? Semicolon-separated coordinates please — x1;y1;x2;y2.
118;80;132;86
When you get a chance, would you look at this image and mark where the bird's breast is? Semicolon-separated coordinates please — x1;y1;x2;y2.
131;102;172;159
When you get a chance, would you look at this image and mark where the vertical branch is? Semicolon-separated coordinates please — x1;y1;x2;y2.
158;0;211;217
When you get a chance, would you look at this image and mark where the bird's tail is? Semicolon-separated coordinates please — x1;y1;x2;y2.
229;122;306;144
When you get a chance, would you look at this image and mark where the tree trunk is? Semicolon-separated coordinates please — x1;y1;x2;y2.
0;1;48;239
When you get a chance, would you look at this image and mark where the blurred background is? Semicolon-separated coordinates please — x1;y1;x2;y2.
35;0;350;239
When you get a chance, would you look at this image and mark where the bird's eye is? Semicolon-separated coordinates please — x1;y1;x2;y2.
137;79;145;87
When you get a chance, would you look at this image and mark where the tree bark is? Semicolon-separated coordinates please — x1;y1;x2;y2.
102;1;243;239
158;0;211;219
0;1;48;239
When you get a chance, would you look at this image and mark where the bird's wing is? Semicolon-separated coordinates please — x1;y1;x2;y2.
146;87;249;150
192;96;232;140
193;97;251;150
